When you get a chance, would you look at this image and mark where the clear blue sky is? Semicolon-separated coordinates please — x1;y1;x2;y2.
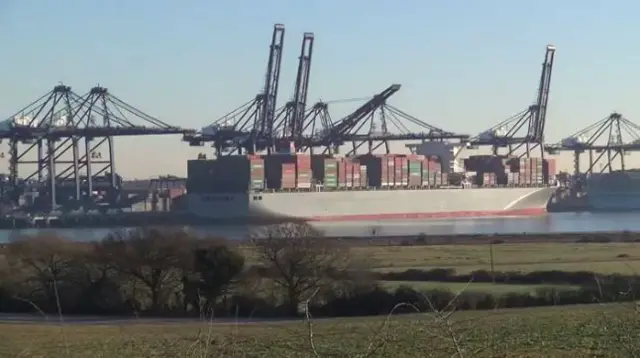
1;1;639;177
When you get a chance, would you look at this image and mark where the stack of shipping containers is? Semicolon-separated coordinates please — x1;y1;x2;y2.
295;155;312;189
519;158;531;185
532;157;544;185
281;163;296;188
186;159;217;193
340;158;360;188
355;154;382;187
337;159;347;188
263;154;311;189
359;164;367;187
425;157;442;187
505;158;520;186
407;156;422;187
248;155;265;190
543;158;557;184
465;155;562;187
188;153;561;193
347;159;360;188
400;156;408;186
482;172;497;186
392;156;403;187
264;156;285;189
380;155;391;187
187;155;266;193
323;157;338;188
310;155;328;184
421;158;431;187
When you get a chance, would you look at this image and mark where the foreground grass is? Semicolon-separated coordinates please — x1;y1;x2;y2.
355;242;640;273
2;303;640;357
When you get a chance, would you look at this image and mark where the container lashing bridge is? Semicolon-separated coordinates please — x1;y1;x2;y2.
461;44;556;159
0;84;194;212
545;113;640;175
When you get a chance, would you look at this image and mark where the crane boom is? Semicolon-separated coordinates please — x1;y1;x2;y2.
330;84;401;137
290;32;314;141
531;45;556;142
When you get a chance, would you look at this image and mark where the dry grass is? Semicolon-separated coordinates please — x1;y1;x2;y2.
1;303;639;357
353;242;640;273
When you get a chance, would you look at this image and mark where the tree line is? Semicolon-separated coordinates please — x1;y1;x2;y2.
0;223;638;318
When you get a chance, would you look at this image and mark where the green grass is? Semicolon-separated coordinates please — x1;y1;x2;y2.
353;242;640;274
379;281;580;295
2;303;639;357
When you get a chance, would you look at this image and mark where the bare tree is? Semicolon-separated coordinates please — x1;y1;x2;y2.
99;228;193;312
250;222;351;316
6;235;86;310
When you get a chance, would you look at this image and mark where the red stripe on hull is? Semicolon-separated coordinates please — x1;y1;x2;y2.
304;207;547;222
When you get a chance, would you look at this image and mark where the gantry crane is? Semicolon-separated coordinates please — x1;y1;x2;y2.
461;44;556;159
0;84;193;212
184;24;469;157
545;113;640;175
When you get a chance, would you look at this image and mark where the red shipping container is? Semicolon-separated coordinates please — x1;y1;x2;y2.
393;156;403;186
344;162;353;187
282;163;296;173
400;157;408;186
296;155;312;169
383;155;394;186
544;158;557;176
337;159;348;187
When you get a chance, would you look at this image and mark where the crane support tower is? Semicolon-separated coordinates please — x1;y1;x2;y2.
0;84;194;213
545;113;640;175
272;32;314;151
464;44;556;158
258;23;286;153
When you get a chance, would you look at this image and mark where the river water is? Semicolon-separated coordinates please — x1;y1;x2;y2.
0;212;638;243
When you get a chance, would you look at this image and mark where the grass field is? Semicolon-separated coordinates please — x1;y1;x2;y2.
379;281;580;295
350;242;640;274
2;303;639;357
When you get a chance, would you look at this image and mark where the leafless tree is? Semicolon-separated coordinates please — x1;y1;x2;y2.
249;222;351;316
99;228;194;312
6;235;86;309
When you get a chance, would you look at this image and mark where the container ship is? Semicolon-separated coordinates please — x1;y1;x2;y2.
586;170;640;211
181;152;558;224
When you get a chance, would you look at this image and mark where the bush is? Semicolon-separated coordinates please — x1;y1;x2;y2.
2;231;640;319
369;267;638;286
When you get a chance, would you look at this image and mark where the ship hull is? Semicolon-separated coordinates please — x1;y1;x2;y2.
587;171;640;211
186;187;555;223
